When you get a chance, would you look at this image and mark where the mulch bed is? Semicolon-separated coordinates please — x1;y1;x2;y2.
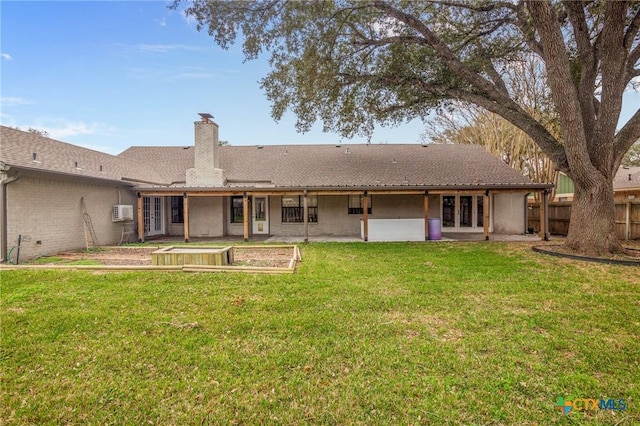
532;244;640;266
43;246;295;269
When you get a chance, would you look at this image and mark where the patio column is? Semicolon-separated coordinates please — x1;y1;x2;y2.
540;189;549;241
483;191;490;240
362;191;369;242
303;190;309;243
423;191;429;240
183;193;190;243
243;193;249;242
137;192;144;243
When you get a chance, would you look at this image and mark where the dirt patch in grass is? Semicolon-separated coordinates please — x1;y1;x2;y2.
34;246;295;268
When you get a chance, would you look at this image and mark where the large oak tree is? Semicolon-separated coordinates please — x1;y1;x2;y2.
174;0;640;255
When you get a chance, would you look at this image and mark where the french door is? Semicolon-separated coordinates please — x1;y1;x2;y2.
441;195;486;231
143;196;164;236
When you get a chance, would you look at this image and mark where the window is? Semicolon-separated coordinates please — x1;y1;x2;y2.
348;195;372;214
230;196;244;223
171;196;183;223
281;196;318;223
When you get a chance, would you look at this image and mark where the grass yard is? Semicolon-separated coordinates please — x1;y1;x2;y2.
1;242;639;425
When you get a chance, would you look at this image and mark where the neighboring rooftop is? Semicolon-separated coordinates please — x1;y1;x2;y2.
614;166;640;191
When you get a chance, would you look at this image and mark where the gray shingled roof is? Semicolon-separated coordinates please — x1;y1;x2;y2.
118;145;194;184
120;143;547;189
2;125;547;190
0;126;164;184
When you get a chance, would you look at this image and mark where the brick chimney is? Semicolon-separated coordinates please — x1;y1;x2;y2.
186;113;225;186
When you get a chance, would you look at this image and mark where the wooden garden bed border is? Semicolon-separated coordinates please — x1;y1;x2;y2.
0;245;302;274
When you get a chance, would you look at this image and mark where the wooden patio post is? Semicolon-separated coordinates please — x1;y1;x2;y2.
137;192;144;242
183;193;190;243
303;190;309;243
243;193;249;242
423;191;429;240
362;191;369;242
483;191;490;241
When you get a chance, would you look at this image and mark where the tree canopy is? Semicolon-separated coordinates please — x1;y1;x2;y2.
424;54;560;200
175;0;640;254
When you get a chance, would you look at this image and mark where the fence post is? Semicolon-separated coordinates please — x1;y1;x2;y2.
541;190;549;241
626;201;631;240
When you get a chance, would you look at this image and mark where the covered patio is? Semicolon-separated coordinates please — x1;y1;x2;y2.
135;187;552;243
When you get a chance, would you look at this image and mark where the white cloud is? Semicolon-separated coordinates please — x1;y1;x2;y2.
157;17;167;27
137;43;202;53
112;43;204;56
46;122;110;139
1;97;32;106
124;66;218;81
1;53;12;60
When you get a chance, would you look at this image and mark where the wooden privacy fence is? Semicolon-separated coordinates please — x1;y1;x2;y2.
528;201;640;240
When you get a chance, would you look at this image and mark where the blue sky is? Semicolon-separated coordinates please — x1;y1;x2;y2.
0;0;429;154
1;1;638;155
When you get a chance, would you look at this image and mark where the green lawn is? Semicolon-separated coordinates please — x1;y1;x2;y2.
1;242;638;425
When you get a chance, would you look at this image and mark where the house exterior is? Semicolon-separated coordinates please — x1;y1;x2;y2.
613;166;640;201
0;126;162;262
553;167;640;202
1;116;552;261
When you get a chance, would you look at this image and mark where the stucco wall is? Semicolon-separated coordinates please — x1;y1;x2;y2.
6;174;136;261
493;192;527;234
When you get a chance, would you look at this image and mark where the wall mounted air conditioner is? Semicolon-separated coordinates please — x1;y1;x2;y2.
112;205;134;222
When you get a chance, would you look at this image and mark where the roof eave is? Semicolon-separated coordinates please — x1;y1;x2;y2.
4;164;137;187
134;183;553;193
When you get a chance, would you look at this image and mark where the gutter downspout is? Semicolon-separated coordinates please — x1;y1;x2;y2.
1;171;20;263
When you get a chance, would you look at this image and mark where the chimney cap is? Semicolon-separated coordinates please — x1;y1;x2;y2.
198;113;214;123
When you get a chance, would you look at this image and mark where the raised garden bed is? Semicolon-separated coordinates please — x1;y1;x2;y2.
3;245;301;273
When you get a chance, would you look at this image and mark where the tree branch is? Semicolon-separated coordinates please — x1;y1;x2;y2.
562;0;597;139
352;35;428;48
512;1;543;57
525;0;593;178
624;9;640;50
481;58;509;95
449;88;568;172
614;107;640;166
370;1;510;106
629;43;640;71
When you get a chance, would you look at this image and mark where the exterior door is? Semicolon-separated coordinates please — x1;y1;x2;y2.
252;196;269;234
441;195;485;232
143;196;164;236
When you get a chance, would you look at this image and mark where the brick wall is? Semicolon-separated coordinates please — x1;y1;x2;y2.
6;173;137;261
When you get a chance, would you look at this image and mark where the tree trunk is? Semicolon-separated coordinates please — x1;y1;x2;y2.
565;178;622;255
